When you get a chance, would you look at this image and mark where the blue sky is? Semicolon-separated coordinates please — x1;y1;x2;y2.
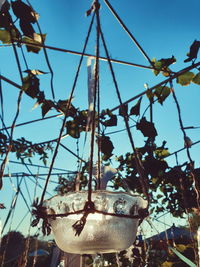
0;0;200;238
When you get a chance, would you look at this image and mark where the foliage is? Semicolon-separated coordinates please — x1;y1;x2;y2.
0;133;53;165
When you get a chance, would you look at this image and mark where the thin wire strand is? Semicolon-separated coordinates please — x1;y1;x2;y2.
0;27;25;189
98;11;149;202
39;12;96;205
103;0;154;67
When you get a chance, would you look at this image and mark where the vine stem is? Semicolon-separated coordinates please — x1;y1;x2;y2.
170;81;200;208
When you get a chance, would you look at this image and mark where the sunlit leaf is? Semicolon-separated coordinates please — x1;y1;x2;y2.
154;86;171;104
192;72;200;85
161;261;174;267
146;89;154;101
22;34;46;53
0;29;11;44
24;69;48;75
177;72;195;86
152;56;176;76
130;97;142;116
155;148;170;158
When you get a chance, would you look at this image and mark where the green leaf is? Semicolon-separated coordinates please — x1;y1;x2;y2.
155;148;170;158
146;89;154;102
41;100;55;117
152;56;176;76
154;86;171;104
22;33;46;53
136;117;157;138
177;72;195;86
130;97;142;116
0;29;11;44
192;72;200;85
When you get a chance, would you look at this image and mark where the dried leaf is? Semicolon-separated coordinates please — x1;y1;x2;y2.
177;72;195;86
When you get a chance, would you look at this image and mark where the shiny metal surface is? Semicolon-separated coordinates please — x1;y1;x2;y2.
44;191;147;254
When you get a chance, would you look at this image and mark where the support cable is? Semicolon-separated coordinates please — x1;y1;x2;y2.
98;10;150;202
103;0;154;67
39;12;96;205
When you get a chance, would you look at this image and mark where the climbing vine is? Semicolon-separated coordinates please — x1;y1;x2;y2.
0;0;200;224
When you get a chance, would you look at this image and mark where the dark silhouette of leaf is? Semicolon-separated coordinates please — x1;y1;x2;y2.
11;0;37;23
19;19;35;38
0;203;5;209
65;120;81;139
96;135;114;160
0;1;13;30
177;72;195;86
22;74;40;98
119;103;128;117
130;97;142;116
57;99;77;117
101;114;117;127
136;117;157;138
184;40;200;62
41;100;55;117
159;56;176;67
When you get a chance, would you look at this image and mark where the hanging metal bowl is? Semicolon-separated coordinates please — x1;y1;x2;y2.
44;190;148;254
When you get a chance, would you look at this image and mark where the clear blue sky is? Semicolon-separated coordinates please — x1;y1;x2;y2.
0;0;200;237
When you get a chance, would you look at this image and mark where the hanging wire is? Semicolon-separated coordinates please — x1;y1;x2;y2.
103;0;154;67
1;177;23;234
0;20;25;189
17;40;152;69
87;0;100;204
97;7;150;203
0;73;4;126
39;11;96;205
23;177;32;204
